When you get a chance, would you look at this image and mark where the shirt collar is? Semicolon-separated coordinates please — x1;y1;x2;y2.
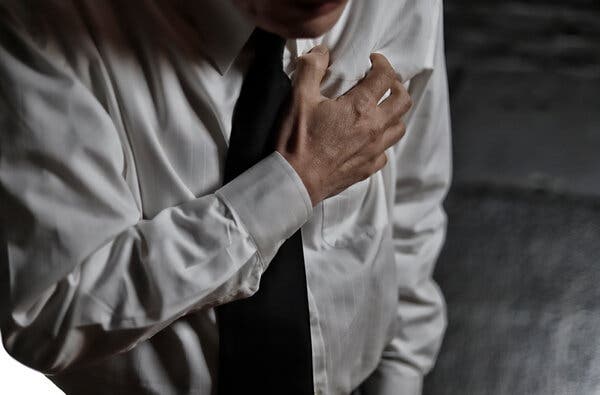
184;0;255;75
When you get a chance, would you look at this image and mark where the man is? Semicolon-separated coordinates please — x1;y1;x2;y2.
0;0;451;394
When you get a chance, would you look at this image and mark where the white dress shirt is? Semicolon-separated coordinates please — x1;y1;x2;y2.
0;1;451;394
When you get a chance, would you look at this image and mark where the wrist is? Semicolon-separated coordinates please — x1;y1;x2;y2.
276;149;321;207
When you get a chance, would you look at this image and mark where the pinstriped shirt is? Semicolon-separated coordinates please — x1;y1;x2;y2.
0;0;451;394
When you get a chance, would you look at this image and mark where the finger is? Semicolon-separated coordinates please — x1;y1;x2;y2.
381;121;407;151
344;53;397;106
377;82;412;131
352;152;389;182
292;45;330;98
378;79;412;119
370;152;388;174
341;153;386;183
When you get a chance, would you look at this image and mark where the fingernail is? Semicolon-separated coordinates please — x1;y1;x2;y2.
310;45;329;55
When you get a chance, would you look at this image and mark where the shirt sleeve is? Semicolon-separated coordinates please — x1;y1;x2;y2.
0;19;312;375
360;2;451;393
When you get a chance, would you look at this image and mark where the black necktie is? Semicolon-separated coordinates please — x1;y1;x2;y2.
216;28;314;395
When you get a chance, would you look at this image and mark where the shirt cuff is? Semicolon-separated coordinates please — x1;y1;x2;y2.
215;151;313;263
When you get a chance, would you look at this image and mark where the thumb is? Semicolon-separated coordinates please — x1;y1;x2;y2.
292;45;330;97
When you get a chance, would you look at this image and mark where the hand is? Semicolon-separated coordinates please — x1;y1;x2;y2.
276;45;412;206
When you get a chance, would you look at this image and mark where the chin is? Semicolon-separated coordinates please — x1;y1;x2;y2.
256;1;348;39
272;23;335;39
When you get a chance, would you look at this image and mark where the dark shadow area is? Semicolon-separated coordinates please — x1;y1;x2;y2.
424;1;600;394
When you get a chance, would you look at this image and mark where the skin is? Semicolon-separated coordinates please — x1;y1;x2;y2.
232;0;413;206
231;0;350;38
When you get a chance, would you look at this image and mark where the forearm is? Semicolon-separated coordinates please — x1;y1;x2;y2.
0;19;313;373
1;151;311;375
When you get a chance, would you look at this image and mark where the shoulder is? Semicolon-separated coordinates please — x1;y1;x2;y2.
0;0;98;81
0;2;73;104
0;1;123;160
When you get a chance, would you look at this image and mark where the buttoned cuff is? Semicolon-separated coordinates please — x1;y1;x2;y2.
215;151;313;264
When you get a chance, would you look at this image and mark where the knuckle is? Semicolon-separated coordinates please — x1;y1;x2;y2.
399;122;407;136
393;78;404;90
396;130;405;142
388;126;404;146
377;139;387;155
404;96;413;111
375;155;388;171
368;162;380;175
386;103;403;126
394;113;404;127
366;123;382;143
392;122;406;140
359;167;372;180
366;129;378;144
352;91;374;116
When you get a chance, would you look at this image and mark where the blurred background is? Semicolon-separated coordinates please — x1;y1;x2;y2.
424;0;600;394
1;0;599;394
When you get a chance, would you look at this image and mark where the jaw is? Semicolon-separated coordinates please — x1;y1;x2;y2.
233;0;349;39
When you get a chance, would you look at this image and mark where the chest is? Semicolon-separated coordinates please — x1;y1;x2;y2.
74;0;437;220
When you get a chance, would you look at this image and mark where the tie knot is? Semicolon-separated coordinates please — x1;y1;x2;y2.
249;28;286;66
